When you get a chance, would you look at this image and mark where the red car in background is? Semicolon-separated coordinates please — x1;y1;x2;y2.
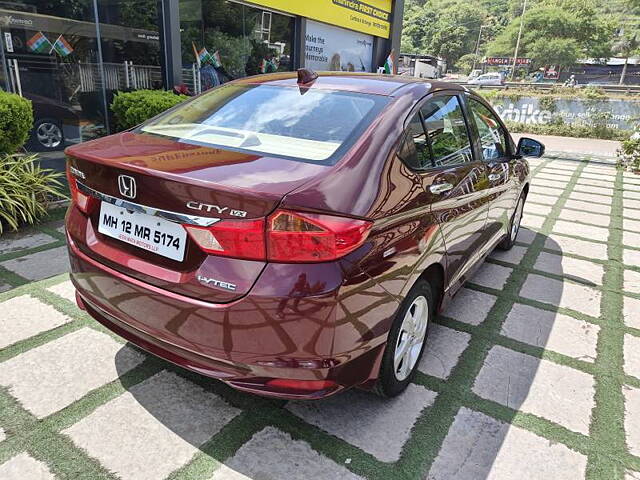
64;70;543;399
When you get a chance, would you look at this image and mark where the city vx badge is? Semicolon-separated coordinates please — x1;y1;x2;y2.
118;175;136;199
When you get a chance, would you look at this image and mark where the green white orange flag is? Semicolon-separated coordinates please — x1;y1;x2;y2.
50;35;74;57
384;49;395;74
27;32;52;54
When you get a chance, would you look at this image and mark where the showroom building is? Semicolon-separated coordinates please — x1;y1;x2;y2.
0;0;404;155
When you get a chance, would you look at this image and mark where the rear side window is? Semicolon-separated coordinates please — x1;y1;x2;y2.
420;96;473;167
139;84;389;164
468;99;508;160
397;113;431;170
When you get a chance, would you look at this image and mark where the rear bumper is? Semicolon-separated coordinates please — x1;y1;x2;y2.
67;230;389;399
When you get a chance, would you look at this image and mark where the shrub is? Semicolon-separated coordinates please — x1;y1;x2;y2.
617;132;640;172
111;90;187;131
505;119;630;141
582;86;606;99
538;96;557;112
0;154;66;233
0;90;33;153
479;85;612;102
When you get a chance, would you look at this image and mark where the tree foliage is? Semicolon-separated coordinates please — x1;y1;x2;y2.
402;0;619;71
401;0;497;66
486;0;613;68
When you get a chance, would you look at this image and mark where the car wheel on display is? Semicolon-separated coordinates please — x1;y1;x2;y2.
497;192;526;251
29;118;64;151
373;279;433;397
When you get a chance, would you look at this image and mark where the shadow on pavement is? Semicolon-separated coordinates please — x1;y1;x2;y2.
114;229;578;479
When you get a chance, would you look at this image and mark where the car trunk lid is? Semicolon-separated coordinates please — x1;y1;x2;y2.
65;132;327;303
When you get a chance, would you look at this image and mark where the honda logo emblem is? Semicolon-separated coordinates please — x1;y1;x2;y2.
118;175;136;199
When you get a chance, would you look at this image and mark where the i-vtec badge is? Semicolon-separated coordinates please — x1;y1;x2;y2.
197;275;237;291
186;201;247;218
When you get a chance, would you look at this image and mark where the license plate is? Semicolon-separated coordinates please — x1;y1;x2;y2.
98;202;187;261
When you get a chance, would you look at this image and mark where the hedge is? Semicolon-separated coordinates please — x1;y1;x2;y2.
505;120;630;141
0;90;33;153
111;90;188;131
478;85;611;102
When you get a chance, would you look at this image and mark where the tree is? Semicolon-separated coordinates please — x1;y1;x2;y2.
486;0;613;70
455;53;482;73
430;5;485;66
401;2;436;53
401;0;487;67
528;37;581;70
612;33;640;85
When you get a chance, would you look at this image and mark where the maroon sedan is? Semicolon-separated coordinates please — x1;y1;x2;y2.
64;70;543;399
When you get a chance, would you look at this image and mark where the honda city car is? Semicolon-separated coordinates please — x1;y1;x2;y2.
64;70;544;399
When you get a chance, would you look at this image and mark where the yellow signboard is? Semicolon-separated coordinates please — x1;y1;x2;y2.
248;0;393;38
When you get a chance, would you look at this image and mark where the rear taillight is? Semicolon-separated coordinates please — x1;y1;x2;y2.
184;218;266;261
66;164;97;214
184;209;372;263
267;210;372;262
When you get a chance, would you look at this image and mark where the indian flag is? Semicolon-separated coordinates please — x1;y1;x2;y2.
27;32;51;54
384;50;395;74
51;35;73;57
198;47;213;65
211;50;222;68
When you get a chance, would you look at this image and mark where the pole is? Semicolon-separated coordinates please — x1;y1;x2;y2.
472;25;484;73
510;0;528;81
0;27;11;93
92;0;110;134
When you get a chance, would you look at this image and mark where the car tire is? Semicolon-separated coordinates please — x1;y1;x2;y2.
28;118;65;152
373;279;433;398
497;192;526;251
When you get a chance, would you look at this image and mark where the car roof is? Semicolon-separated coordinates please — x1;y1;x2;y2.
233;71;466;97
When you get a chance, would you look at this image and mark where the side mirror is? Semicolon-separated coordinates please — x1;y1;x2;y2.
516;137;545;158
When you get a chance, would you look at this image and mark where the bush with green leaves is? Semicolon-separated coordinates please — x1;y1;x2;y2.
111;90;187;131
617;133;640;172
0;90;33;153
0;154;66;233
505;119;630;141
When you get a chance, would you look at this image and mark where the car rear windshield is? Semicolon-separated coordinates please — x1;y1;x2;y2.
139;84;389;164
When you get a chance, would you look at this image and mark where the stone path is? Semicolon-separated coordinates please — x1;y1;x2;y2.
0;152;639;479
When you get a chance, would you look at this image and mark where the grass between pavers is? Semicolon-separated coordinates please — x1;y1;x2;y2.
0;156;639;479
586;168;628;479
392;157;592;477
0;207;68;288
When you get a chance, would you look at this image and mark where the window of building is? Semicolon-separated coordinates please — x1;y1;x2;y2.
0;0;102;150
179;0;294;91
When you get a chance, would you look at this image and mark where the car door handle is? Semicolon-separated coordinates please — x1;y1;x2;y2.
429;182;454;194
488;174;501;181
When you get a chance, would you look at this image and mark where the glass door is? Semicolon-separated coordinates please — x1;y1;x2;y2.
0;1;107;170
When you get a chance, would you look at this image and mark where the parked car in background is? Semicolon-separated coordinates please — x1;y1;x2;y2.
25;93;81;152
468;69;483;79
467;72;506;86
64;70;543;399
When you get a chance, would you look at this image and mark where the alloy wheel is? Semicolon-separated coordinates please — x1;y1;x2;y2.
36;122;63;149
393;295;429;381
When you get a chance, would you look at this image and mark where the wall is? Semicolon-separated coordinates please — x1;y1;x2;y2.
489;95;640;131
